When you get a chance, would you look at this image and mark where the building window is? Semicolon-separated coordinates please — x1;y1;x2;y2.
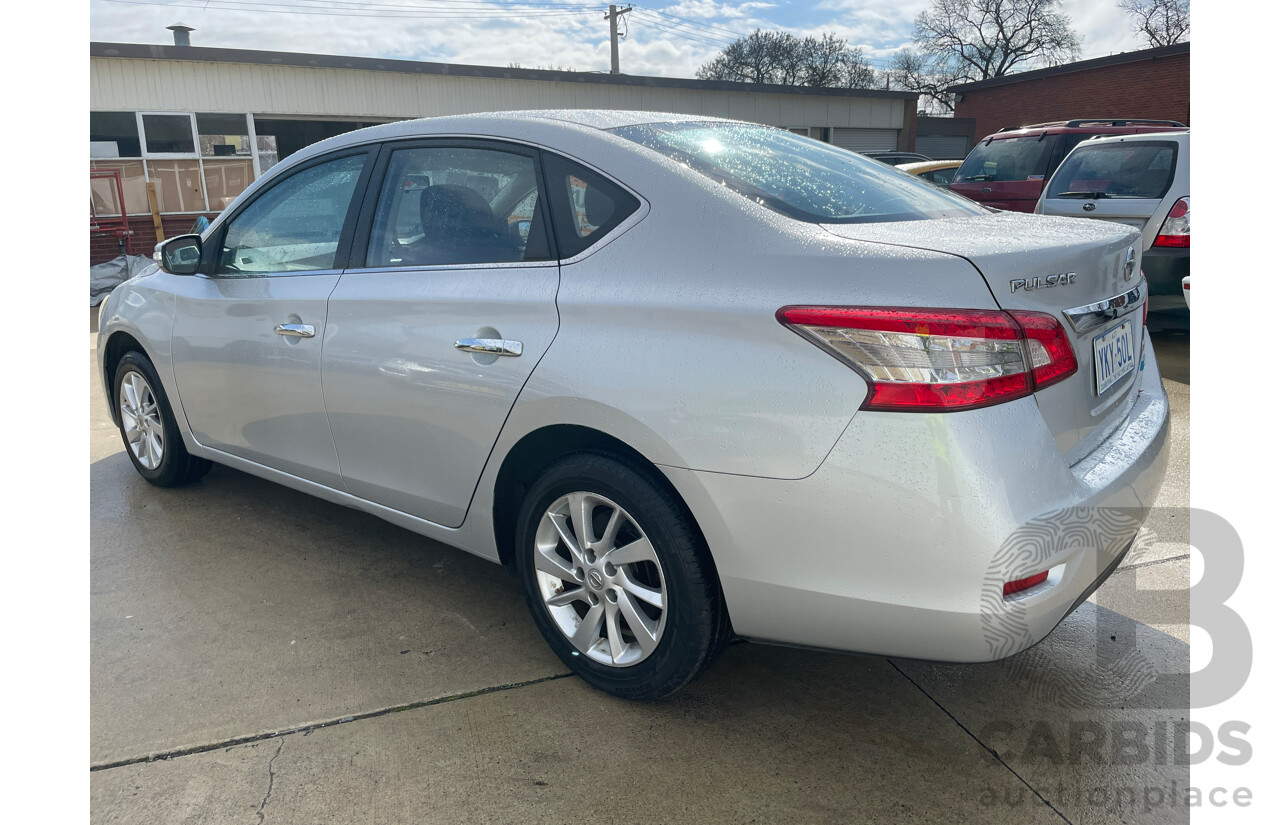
197;113;257;209
89;110;264;216
786;127;829;142
146;159;206;213
202;159;255;210
197;113;251;157
91;112;142;158
90;160;148;215
141;114;197;154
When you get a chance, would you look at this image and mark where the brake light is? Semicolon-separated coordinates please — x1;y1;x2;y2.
1153;197;1189;248
776;306;1078;412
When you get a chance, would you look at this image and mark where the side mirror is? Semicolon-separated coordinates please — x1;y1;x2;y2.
154;235;203;276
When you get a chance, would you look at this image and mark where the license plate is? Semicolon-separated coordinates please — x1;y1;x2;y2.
1093;320;1136;395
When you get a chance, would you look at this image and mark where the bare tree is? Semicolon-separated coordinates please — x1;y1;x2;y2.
888;50;966;114
840;46;880;90
697;30;880;89
891;0;1081;111
697;31;788;84
1118;0;1189;47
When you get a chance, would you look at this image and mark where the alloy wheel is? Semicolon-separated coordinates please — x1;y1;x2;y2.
120;370;164;470
533;492;668;667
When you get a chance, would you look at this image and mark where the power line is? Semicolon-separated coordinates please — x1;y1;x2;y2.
629;9;735;49
101;0;606;20
631;9;739;45
630;4;750;40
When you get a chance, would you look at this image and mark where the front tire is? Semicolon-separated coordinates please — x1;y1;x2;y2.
515;452;728;700
114;352;211;487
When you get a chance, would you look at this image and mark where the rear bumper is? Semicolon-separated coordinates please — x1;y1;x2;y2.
664;329;1170;662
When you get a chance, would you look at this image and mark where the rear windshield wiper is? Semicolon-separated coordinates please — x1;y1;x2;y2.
1055;190;1111;199
958;174;995;181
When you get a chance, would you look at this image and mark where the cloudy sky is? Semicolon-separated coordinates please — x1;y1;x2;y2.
90;0;1151;78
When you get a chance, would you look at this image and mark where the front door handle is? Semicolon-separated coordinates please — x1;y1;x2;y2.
454;338;523;357
274;323;316;338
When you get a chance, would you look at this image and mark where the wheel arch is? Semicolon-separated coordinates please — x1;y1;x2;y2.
101;330;152;426
490;424;712;578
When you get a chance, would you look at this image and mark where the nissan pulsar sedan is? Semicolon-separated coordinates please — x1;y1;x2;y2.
98;111;1170;700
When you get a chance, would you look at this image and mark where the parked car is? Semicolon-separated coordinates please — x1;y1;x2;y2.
862;150;933;165
950;119;1187;212
897;160;964;186
1036;131;1189;315
98;111;1169;700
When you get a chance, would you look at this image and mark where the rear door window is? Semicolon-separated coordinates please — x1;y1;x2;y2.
364;145;550;268
1045;141;1178;200
955;136;1054;183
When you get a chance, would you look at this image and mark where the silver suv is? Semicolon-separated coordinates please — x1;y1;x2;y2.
1036;130;1189;316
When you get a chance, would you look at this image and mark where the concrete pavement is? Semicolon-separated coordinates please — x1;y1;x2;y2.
90;313;1192;824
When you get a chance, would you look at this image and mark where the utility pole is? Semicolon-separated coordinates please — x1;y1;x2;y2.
605;4;632;75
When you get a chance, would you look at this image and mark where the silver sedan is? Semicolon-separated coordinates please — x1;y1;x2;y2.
97;111;1170;699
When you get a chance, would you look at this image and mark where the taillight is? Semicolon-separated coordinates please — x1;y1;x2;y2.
1153;197;1190;248
776;306;1078;412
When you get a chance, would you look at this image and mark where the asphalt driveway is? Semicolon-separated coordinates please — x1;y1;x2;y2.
90;312;1191;824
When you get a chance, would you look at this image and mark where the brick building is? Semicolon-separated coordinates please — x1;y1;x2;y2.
949;43;1189;142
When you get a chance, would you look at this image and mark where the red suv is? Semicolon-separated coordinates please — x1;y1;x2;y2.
949;119;1187;212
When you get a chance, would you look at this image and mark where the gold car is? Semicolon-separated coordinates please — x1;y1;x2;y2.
896;160;963;186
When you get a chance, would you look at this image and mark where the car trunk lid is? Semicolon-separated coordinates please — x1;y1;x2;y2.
823;212;1146;464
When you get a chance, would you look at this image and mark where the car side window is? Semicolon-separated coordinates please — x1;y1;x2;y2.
365;146;549;268
541;153;640;260
216;153;367;276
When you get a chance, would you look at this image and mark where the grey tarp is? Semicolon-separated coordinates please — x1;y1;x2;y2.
91;255;157;306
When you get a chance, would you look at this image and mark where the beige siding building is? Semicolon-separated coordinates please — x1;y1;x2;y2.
90;41;918;262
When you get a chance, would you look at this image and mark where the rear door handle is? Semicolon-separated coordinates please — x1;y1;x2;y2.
454;338;523;357
274;323;316;338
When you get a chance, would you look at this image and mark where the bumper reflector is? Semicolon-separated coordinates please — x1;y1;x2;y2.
1003;571;1049;597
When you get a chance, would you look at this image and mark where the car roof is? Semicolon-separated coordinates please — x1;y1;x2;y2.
865;151;931;160
503;109;738;129
981;120;1187;142
273;109;745;172
330;109;736;144
897;160;963;173
1068;130;1190;148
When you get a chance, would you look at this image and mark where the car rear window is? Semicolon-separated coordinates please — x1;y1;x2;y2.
954;136;1055;184
1045;141;1178;200
609;122;983;224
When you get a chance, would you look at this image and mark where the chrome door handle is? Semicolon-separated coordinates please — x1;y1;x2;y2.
274;323;316;338
454;338;523;357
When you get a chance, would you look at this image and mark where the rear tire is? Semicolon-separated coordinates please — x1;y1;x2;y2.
114;352;211;487
515;451;728;700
